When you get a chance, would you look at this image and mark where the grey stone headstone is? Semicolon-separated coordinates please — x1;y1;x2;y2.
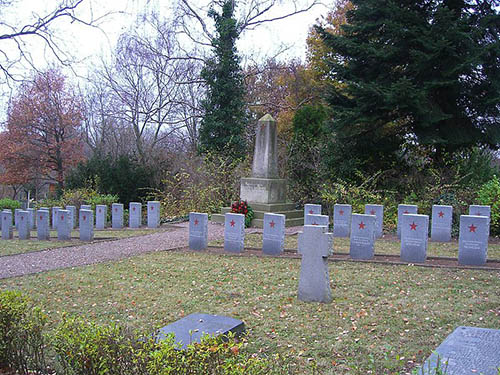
350;213;376;260
400;214;429;263
57;209;71;241
37;207;49;228
66;206;76;229
224;213;245;253
189;212;208;251
364;204;384;238
129;202;142;228
333;204;352;237
79;209;94;241
27;208;35;230
431;205;453;242
81;204;92;211
36;210;50;241
458;215;488;266
422;326;500;375
147;201;160;228
469;205;491;236
262;213;285;255
112;203;124;229
298;225;333;303
52;206;61;230
17;210;30;240
14;208;21;230
156;313;245;350
1;211;13;240
306;214;329;228
304;204;321;225
96;205;107;229
397;204;418;238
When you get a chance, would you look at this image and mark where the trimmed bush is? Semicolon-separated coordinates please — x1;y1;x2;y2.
0;198;21;211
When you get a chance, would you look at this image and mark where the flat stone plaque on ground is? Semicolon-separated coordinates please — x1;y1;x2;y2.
350;214;376;260
18;210;30;240
458;215;488;266
469;205;491;235
147;201;160;228
397;204;418;238
400;214;429;263
422;326;500;375
66;206;76;229
333;204;351;237
129;202;142;228
27;208;35;230
189;212;208;251
1;211;13;240
156;313;245;350
79;209;94;241
304;204;321;225
306;214;329;228
57;210;71;241
112;203;124;229
298;225;333;303
364;204;384;238
52;207;61;230
37;210;50;240
224;213;245;253
431;205;453;242
96;205;107;229
262;213;285;255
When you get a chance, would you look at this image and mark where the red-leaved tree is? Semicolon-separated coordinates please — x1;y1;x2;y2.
0;69;85;194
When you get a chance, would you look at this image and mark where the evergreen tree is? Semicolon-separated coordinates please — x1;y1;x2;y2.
317;0;500;179
199;0;247;159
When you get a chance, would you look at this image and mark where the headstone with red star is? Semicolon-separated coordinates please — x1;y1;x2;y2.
66;206;76;229
147;201;161;228
298;225;333;303
189;212;208;251
304;204;322;225
79;209;94;241
397;204;418;238
333;204;352;237
37;207;49;228
364;204;384;238
468;205;491;236
27;208;35;230
431;205;453;242
57;209;71;241
458;215;488;266
81;205;92;211
263;213;285;255
17;210;30;240
36;209;50;240
112;203;124;229
96;205;107;230
350;213;376;260
52;206;62;230
224;213;245;253
306;214;329;228
129;202;142;228
1;210;13;240
14;208;21;230
400;214;429;263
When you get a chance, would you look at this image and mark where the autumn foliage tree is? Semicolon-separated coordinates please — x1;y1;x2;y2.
0;69;85;195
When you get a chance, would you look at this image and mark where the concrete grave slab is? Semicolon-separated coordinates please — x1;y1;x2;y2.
397;204;418;238
469;205;491;236
79;209;94;241
147;201;160;228
66;206;76;229
1;211;13;240
189;212;208;251
306;214;329;228
129;202;142;228
17;210;30;240
96;205;107;229
304;204;321;225
350;213;376;260
57;209;71;241
224;213;245;253
37;210;50;241
400;214;429;263
333;204;351;237
112;203;124;229
364;204;384;238
27;208;35;230
52;206;61;230
262;213;285;255
458;215;488;266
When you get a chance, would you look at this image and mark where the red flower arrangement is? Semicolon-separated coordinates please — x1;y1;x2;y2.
230;200;254;227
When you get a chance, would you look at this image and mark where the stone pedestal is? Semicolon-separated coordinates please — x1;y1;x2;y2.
240;177;287;204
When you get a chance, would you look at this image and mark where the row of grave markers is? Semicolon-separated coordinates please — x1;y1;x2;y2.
188;203;491;267
1;201;161;241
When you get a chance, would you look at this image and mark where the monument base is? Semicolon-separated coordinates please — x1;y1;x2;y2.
240;177;286;204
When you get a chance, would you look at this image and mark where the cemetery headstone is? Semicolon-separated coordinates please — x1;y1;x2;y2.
262;213;285;255
57;209;71;241
189;212;208;251
306;214;329;228
79;209;94;241
52;206;61;230
27;208;35;230
400;214;429;263
469;205;491;235
112;203;124;229
37;210;50;241
422;326;500;375
14;208;21;230
431;205;453;242
129;202;142;228
66;206;76;229
333;204;352;237
147;201;160;228
364;204;384;238
458;215;488;266
304;204;321;225
397;204;418;238
224;213;245;253
96;205;107;230
81;204;92;211
1;211;13;240
350;213;376;260
17;210;30;240
298;225;333;303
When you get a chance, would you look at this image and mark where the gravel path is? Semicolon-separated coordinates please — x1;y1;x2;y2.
0;222;227;279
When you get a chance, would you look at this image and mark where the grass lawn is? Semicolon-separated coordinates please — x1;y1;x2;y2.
1;250;498;374
0;227;169;257
209;233;500;259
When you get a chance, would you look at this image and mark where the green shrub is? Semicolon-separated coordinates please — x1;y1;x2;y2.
0;198;21;211
477;175;500;236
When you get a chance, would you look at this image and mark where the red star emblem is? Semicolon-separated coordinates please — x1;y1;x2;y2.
194;219;199;225
476;212;481;216
438;211;444;218
21;216;24;221
133;207;135;211
339;210;344;216
230;220;235;227
39;216;43;221
60;215;64;220
404;210;409;214
410;222;418;230
370;210;376;215
115;208;117;212
469;224;477;233
83;215;86;221
151;206;154;211
270;220;275;228
359;221;365;229
99;209;101;213
308;210;314;214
